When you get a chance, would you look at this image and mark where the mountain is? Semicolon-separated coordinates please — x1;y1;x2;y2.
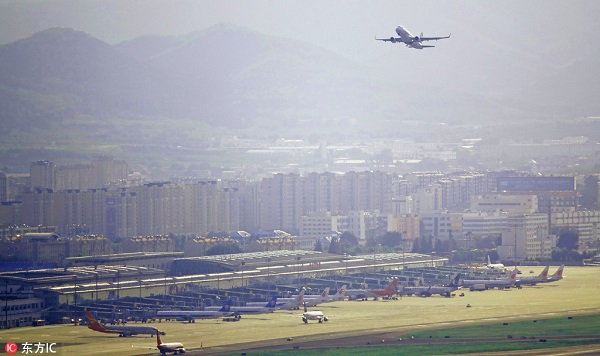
1;23;599;141
0;28;167;132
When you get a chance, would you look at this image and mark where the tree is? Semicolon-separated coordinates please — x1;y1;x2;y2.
328;237;343;254
206;242;242;255
556;227;579;251
339;231;358;247
378;231;401;248
314;238;323;252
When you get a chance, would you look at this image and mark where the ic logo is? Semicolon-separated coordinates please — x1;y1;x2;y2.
5;341;18;355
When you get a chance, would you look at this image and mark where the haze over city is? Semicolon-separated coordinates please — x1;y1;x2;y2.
0;0;599;180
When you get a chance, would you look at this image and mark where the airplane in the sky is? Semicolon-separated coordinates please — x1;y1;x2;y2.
542;265;565;283
85;311;163;337
302;302;328;324
155;299;235;322
461;268;519;291
516;266;550;286
156;330;185;355
375;25;450;49
400;274;461;297
205;296;278;314
344;279;398;300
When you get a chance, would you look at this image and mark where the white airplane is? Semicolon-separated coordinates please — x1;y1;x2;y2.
302;287;330;307
269;289;306;310
155;299;235;322
204;296;278;314
486;255;506;271
461;268;519;291
85;311;164;337
156;330;185;355
302;302;328;324
516;266;550;286
400;274;461;298
543;265;565;283
326;285;347;302
375;25;450;49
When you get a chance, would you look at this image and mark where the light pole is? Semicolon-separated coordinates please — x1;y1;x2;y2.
95;273;99;302
267;258;272;296
116;271;120;300
74;276;78;312
5;279;9;329
402;231;407;270
240;261;245;296
296;256;301;289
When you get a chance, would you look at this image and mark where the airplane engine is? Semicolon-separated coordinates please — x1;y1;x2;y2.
413;36;420;42
389;37;396;43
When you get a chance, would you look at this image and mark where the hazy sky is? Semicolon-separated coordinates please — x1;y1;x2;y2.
1;0;599;105
1;0;597;61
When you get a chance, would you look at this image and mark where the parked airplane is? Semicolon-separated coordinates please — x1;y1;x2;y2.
375;25;450;49
271;289;306;310
205;296;278;314
516;266;550;286
326;285;347;302
85;311;163;337
486;255;506;271
302;287;330;306
344;279;398;300
156;330;185;355
302;302;328;324
461;268;519;291
400;274;461;297
543;265;565;283
155;299;235;322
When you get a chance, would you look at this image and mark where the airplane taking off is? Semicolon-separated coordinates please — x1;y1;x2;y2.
85;311;163;337
344;279;398;300
400;274;461;297
375;25;450;49
156;330;185;355
155;299;235;322
516;266;550;286
302;302;328;324
461;268;519;291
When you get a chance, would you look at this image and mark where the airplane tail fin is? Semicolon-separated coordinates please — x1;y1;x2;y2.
296;289;305;302
487;255;491;265
540;266;550;278
320;287;330;298
156;330;162;346
265;296;278;309
554;265;565;278
219;299;233;312
450;273;461;287
386;279;398;294
509;268;518;280
85;311;108;332
336;285;347;298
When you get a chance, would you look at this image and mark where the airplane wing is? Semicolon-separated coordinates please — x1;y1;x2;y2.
374;36;406;43
419;34;451;42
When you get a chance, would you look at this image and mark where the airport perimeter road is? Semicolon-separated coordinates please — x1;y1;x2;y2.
1;266;599;355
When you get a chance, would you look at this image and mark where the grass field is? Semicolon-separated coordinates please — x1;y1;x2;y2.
1;266;599;355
